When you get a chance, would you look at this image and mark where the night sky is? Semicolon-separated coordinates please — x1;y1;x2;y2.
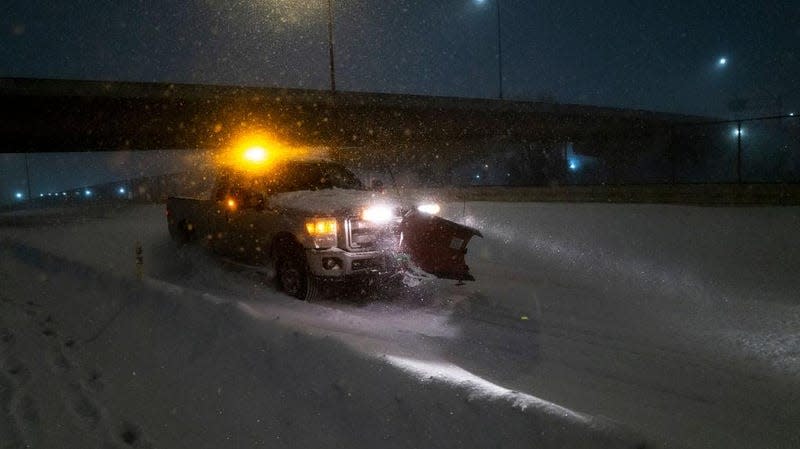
3;0;798;115
1;0;799;201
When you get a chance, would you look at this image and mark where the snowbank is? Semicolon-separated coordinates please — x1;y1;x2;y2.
0;237;640;448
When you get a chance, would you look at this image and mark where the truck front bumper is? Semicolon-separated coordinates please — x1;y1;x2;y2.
306;247;394;278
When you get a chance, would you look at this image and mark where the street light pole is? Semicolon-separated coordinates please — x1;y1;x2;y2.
24;153;32;200
495;0;503;99
736;121;742;183
327;0;337;93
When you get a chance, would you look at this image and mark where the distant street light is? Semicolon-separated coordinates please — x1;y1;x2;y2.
85;189;92;196
14;192;23;200
718;57;728;66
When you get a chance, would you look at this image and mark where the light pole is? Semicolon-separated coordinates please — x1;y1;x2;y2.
495;0;503;99
327;0;336;93
736;121;742;183
24;153;32;200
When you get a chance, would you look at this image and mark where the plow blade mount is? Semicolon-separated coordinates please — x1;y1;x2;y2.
400;211;482;281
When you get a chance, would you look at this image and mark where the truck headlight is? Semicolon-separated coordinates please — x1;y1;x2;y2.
416;203;440;215
305;218;337;248
306;218;337;235
362;205;394;224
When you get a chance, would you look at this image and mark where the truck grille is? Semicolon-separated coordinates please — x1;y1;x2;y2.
344;217;401;252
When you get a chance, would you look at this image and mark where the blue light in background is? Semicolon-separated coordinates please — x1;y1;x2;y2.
14;192;23;199
84;189;92;196
565;143;584;173
118;187;126;194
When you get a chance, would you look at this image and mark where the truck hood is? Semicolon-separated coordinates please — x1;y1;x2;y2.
267;188;409;216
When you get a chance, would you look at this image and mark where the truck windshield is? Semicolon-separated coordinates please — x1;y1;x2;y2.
260;161;365;194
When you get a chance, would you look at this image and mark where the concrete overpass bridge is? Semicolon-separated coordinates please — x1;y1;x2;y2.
0;77;698;156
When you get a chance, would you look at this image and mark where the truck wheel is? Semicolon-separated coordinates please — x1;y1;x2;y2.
276;248;318;301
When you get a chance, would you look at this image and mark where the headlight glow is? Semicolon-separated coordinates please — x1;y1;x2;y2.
362;205;395;224
417;203;440;215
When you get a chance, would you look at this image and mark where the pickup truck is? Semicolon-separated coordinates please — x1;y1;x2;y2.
166;159;481;300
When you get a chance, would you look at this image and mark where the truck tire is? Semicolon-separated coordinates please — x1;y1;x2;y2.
276;247;318;301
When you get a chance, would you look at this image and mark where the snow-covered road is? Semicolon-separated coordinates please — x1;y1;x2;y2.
1;202;798;448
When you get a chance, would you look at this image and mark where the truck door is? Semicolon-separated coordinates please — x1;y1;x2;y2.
224;191;280;264
209;175;239;256
400;211;482;281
